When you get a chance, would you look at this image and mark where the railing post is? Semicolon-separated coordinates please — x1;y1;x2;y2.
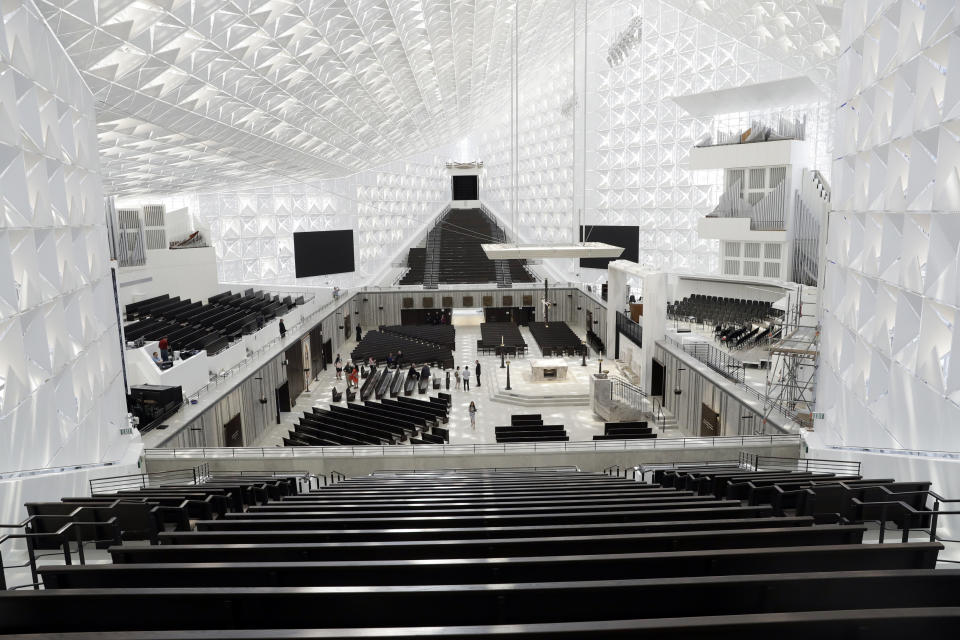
927;500;941;543
25;535;38;589
879;503;887;543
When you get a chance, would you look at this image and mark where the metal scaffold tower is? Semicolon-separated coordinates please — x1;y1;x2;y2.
764;285;819;430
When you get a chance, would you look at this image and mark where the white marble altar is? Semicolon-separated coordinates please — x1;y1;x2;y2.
530;358;568;381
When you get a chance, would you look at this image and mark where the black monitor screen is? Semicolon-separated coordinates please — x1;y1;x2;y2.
579;225;639;269
293;230;355;277
452;175;479;200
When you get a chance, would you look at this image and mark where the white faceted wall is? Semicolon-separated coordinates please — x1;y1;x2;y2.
143;148;451;286
816;0;960;453
0;1;134;473
469;0;835;275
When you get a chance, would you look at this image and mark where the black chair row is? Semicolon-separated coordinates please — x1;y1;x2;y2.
668;294;779;326
527;321;584;357
351;331;453;369
478;322;527;356
380;324;456;351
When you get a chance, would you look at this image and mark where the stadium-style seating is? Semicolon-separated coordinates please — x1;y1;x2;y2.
5;467;955;637
283;396;450;447
527;321;584;357
399;208;536;287
478;321;527;356
351;329;454;369
122;289;303;356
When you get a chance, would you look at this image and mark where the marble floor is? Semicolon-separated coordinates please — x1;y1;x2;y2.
253;324;674;447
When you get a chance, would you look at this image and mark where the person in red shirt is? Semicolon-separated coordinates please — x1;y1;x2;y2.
158;336;169;362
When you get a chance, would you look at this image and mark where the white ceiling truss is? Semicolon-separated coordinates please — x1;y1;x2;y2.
34;0;841;196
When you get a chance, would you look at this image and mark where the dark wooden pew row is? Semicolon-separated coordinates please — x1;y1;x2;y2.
3;608;959;639
256;493;715;512
276;488;699;505
25;570;959;630
654;465;743;485
226;498;741;520
762;478;896;511
159;516;816;544
726;475;867;501
41;542;941;588
104;525;866;564
196;505;777;530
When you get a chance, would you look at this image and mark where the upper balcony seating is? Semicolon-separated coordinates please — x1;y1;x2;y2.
123;289;303;355
5;467;954;637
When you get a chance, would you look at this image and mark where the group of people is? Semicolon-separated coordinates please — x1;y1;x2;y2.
334;354;359;388
453;360;481;391
151;336;171;367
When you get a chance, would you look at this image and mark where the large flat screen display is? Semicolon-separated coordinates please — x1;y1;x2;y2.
293;230;355;277
452;175;478;200
579;225;639;269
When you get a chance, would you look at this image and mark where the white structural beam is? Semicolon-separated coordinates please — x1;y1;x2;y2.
670;76;824;117
482;243;624;260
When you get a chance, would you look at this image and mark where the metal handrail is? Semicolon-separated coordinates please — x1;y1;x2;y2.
145;434;802;460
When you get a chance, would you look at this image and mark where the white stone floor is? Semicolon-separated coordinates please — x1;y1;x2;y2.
252;324;670;447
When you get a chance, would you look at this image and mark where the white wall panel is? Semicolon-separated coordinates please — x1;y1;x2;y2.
0;2;140;526
815;0;960;457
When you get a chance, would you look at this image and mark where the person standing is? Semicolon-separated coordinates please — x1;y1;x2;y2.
454;367;461;390
475;359;481;387
335;354;343;380
158;336;169;362
462;365;471;391
468;401;477;429
349;365;359;388
396;349;403;367
279;319;286;338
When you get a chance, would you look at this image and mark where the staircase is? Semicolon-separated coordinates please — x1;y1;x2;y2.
423;227;440;289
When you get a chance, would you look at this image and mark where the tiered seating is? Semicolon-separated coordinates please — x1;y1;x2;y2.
593;421;657;440
495;414;569;443
283;396;450;446
668;293;779;326
397;247;425;285
586;328;604;354
716;321;780;349
380;324;456;350
527;321;584;357
10;467;955;637
351;330;453;369
478;321;527;356
399;208;537;286
123;289;303;356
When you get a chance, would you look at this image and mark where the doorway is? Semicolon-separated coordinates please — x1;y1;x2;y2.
700;403;720;436
323;339;333;369
222;413;243;447
285;343;305;404
276;381;291;416
651;360;665;399
343;312;352;340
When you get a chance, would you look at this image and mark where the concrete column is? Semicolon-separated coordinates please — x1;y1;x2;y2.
605;262;628;361
639;272;667;392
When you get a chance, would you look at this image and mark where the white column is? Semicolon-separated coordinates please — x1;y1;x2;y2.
639;272;668;392
605;262;628;361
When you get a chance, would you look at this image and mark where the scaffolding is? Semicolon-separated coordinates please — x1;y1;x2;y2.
764;286;819;430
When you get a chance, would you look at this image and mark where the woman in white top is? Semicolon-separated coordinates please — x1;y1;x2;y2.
454;367;461;389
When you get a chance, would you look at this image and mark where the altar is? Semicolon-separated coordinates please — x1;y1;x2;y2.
530;358;568;381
